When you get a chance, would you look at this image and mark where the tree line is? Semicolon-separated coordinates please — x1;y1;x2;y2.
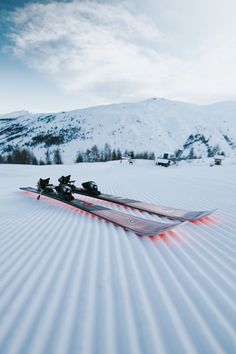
0;148;63;165
75;144;155;162
0;143;156;165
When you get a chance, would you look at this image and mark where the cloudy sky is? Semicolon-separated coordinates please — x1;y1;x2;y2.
0;0;235;113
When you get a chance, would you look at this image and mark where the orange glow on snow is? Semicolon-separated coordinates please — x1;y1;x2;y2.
192;214;220;225
149;229;181;244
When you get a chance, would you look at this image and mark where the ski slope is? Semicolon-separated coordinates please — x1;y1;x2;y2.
0;160;236;354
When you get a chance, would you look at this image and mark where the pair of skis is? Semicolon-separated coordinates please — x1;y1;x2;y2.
20;177;216;237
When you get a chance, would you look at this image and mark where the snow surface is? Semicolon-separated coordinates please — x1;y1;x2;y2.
0;97;236;163
0;160;236;354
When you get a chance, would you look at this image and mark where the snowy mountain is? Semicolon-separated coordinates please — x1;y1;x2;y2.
0;97;236;163
0;110;29;120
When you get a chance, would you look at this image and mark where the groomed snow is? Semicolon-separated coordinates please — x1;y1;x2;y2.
0;160;236;354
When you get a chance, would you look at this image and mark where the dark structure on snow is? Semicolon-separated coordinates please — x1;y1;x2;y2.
156;153;171;167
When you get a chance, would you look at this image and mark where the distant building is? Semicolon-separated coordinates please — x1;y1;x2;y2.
155;152;172;167
163;153;169;159
156;158;171;167
214;155;224;166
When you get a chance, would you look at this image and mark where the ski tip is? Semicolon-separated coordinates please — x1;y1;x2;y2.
139;220;185;237
182;208;217;222
192;209;217;221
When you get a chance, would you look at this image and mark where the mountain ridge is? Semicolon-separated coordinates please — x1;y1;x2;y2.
0;97;236;163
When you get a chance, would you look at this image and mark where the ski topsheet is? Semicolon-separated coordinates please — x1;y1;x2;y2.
20;187;182;237
73;188;216;222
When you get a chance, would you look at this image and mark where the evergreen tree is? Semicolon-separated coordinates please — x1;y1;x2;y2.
6;153;13;163
100;149;105;162
53;149;63;164
91;145;99;162
175;149;182;160
0;154;4;163
124;149;129;158
143;151;148;159
45;149;51;165
112;149;117;160
149;152;155;160
189;147;196;159
75;151;84;163
129;151;134;159
104;143;112;161
84;149;91;162
117;149;122;160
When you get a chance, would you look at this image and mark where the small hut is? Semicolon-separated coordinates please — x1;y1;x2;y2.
214;155;224;166
155;152;172;167
156;158;171;167
163;153;169;159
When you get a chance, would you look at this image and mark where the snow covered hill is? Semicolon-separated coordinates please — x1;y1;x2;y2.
0;98;236;163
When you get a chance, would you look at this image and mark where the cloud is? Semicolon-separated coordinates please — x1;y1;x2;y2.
6;0;236;105
7;1;164;98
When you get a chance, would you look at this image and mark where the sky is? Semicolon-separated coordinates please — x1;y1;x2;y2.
0;0;236;113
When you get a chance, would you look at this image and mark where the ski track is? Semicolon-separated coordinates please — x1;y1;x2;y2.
0;161;236;354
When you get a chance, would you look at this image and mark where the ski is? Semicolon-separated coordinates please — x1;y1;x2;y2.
84;194;216;222
58;176;216;222
20;187;183;237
